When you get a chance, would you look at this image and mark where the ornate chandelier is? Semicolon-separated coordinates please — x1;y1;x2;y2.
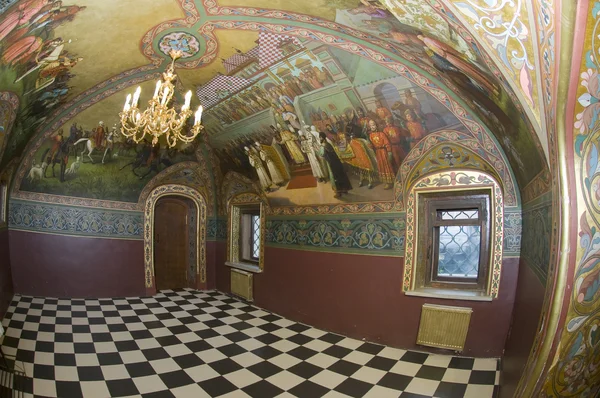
120;50;203;147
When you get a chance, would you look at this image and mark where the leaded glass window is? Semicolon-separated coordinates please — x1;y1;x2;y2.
420;192;491;291
251;215;260;259
437;218;481;278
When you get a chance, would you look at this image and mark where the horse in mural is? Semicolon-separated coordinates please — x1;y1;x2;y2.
74;135;113;164
41;137;73;182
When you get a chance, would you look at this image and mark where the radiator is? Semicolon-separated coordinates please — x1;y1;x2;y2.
230;268;253;301
416;304;472;351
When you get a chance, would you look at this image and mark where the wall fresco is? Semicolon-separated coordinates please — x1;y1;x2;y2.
0;0;86;170
382;0;548;190
521;198;552;284
0;91;19;166
541;4;600;395
205;37;463;206
445;0;539;119
6;0;525;215
17;90;200;203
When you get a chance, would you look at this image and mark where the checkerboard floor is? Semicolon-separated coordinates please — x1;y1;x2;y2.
0;290;500;398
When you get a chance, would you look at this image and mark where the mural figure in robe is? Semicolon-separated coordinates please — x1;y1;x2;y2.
367;120;395;189
318;132;352;199
403;89;425;120
278;124;306;165
255;142;285;186
299;130;327;182
418;34;498;96
375;100;392;121
246;146;273;192
356;108;370;138
405;110;427;147
93;121;107;148
383;117;408;172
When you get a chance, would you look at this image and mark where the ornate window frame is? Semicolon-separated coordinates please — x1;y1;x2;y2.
144;184;207;293
226;193;266;273
403;170;504;299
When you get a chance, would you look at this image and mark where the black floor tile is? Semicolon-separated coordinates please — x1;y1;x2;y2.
378;372;412;391
328;359;361;376
159;370;195;389
198;376;238;396
106;378;140;397
434;381;468;397
243;380;285;398
55;381;84;398
334;378;374;397
415;365;446;381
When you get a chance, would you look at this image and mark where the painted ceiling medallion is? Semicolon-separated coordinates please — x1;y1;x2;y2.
159;32;201;58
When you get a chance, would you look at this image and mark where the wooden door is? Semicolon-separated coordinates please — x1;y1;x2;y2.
154;198;188;290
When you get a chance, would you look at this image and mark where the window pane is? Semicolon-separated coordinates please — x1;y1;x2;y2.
438;225;481;278
439;209;479;220
251;215;260;259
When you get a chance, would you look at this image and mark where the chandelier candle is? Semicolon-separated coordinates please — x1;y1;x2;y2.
119;50;204;147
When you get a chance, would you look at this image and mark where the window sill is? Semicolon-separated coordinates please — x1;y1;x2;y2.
225;261;262;273
405;288;493;302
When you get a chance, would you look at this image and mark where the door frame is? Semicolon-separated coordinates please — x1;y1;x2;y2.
144;184;207;296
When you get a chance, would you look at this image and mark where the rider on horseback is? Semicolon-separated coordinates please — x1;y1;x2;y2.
49;129;64;163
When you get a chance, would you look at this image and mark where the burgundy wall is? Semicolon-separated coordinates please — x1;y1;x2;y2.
205;240;219;290
499;259;546;397
214;241;229;293
9;230;146;298
216;245;518;358
0;229;13;317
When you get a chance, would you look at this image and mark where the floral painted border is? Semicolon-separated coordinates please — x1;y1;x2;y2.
8;199;143;239
266;214;405;256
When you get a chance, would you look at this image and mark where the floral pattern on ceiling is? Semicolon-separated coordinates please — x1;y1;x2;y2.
540;2;600;396
439;0;547;137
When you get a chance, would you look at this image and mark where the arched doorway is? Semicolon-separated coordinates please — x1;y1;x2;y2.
154;196;195;291
143;184;207;295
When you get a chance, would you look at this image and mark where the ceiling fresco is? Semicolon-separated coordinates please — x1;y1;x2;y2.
0;0;549;208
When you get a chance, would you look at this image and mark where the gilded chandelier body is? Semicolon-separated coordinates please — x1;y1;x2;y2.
119;50;203;147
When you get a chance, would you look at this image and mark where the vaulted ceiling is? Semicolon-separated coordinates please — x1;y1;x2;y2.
0;0;551;204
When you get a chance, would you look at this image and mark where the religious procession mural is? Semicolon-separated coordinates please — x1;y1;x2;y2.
202;37;462;206
0;0;86;169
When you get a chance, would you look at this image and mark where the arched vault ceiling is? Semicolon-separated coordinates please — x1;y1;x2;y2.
0;0;550;206
380;0;554;162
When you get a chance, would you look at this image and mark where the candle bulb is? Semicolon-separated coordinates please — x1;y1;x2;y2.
153;80;161;99
194;105;203;125
161;87;169;106
124;94;131;111
183;90;192;110
132;86;141;107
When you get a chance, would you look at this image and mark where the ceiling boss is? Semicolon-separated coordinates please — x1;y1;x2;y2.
119;50;203;147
